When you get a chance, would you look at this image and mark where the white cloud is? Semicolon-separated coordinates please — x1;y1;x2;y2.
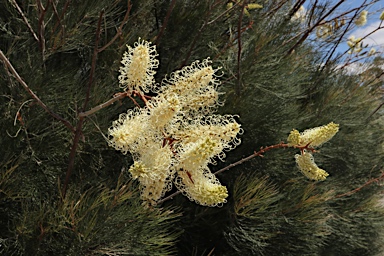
337;61;384;75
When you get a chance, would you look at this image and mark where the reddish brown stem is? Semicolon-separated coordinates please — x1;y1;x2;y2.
156;142;313;205
0;50;75;133
286;0;346;55
10;0;39;43
98;1;132;52
61;117;85;198
53;0;71;33
37;0;50;56
155;0;176;47
79;92;131;117
128;94;141;107
62;11;104;198
214;142;293;175
335;171;384;198
235;0;246;97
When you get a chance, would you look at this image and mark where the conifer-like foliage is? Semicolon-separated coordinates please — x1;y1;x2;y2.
1;0;383;255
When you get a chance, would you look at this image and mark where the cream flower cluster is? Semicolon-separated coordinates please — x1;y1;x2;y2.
109;39;242;206
315;18;346;39
316;24;333;39
118;38;159;93
295;152;329;181
291;6;306;22
288;122;339;181
347;36;363;54
355;10;368;26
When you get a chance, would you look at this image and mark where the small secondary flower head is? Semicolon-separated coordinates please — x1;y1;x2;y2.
118;38;159;93
355;10;368;26
108;108;150;154
295;152;329;181
247;3;263;9
175;168;228;206
316;24;332;39
288;122;338;181
347;36;363;54
288;122;339;148
128;142;174;203
292;5;306;22
368;48;376;56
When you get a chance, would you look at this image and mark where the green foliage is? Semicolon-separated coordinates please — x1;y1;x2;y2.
226;174;333;255
1;171;181;255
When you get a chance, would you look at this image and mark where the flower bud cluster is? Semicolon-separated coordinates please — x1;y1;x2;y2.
288;122;339;181
109;39;242;206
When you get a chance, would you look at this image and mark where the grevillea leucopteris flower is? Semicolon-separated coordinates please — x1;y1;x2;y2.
295;152;329;181
110;39;339;205
288;122;339;181
118;38;159;93
109;39;242;206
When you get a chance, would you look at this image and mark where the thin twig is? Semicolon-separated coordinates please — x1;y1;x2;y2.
98;0;132;52
335;171;384;198
287;0;307;20
214;142;293;175
128;94;141;107
236;0;246;96
368;100;384;120
156;142;310;205
49;0;64;38
10;0;39;43
155;0;176;47
286;0;346;55
78;92;130;117
333;21;383;71
62;117;85;198
36;0;49;56
62;11;104;198
264;0;289;17
286;2;373;49
180;1;220;67
320;0;369;71
207;1;240;25
213;20;253;61
84;11;104;110
53;0;71;33
0;50;75;133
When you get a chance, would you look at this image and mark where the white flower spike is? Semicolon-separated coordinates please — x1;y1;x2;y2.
118;38;159;93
